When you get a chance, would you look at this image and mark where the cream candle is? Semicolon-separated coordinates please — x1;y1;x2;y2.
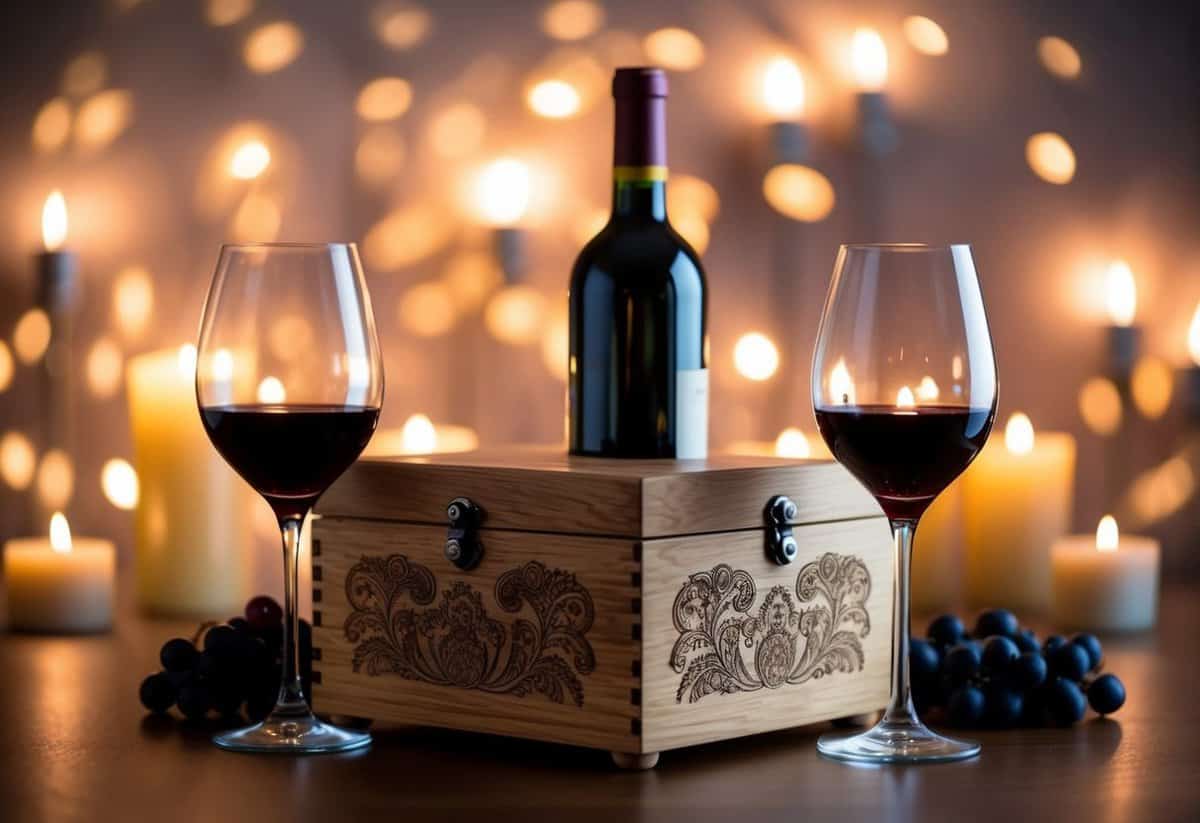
911;477;962;612
1051;515;1159;632
4;513;114;633
963;412;1076;611
126;344;252;616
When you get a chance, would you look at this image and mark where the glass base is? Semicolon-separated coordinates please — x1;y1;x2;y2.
213;712;371;754
817;717;979;764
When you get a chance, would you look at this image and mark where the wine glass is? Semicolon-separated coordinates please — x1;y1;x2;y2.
196;242;383;754
811;244;997;763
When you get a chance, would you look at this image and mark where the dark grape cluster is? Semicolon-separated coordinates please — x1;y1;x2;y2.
138;595;313;722
912;609;1126;729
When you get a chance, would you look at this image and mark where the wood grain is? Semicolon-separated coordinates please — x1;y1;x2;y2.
640;518;894;752
311;518;642;752
317;448;880;538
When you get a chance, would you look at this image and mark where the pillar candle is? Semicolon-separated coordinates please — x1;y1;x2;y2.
126;345;252;617
3;513;113;633
1051;516;1159;632
911;477;963;612
963;412;1076;611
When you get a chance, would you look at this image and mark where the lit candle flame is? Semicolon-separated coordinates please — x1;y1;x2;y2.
230;139;271;180
896;385;916;408
473;157;531;227
774;427;811;459
1096;514;1119;553
829;358;855;405
916;375;939;401
850;28;888;91
1104;260;1137;327
49;511;72;554
256;376;286;404
177;343;198;378
401;413;438;454
1005;411;1035;455
1188;302;1200;367
761;56;805;119
42;190;68;251
212;348;234;382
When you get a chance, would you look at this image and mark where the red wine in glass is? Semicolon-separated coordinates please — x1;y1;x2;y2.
814;404;994;521
200;404;380;520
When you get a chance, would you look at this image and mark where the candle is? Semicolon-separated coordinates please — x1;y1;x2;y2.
4;513;114;633
1051;515;1159;632
963;412;1076;611
126;345;252;616
1103;260;1141;384
762;55;808;163
849;28;896;239
911;478;963;612
1184;301;1200;421
363;413;480;457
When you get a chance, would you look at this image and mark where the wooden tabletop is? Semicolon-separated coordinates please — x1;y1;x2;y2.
1;586;1197;822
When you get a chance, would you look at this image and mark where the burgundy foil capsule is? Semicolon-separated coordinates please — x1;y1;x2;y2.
612;67;668;170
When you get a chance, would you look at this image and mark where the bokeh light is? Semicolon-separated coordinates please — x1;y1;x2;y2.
268;314;314;363
1038;36;1082;79
32;98;72;154
1127;455;1194;526
244;21;304;73
36;449;74;510
206;0;254;26
440;250;502;313
760;56;805;119
1189;301;1200;365
643;28;705;72
485;285;546;345
733;332;779;381
541;302;569;380
371;2;433;50
74;89;133;152
427;103;487;158
42;190;68;251
85;337;124;398
850;28;888;90
1078;376;1122;436
230;193;282;242
0;432;36;490
902;16;949;57
363;204;452;271
774;427;812;459
1131;356;1173;420
541;0;605;41
230;139;271;179
401;413;437;454
355;126;405;187
62;51;108;98
100;458;139;510
398;281;459;337
527;80;582;119
1104;259;1137;326
1026;132;1076;184
256;376;286;404
669;174;720;223
113;266;155;340
572;207;609;245
13;308;52;365
916;375;940;402
356;77;413;122
762;164;836;222
0;341;12;393
672;209;710;255
472;158;531;227
1004;412;1035;454
829;358;856;405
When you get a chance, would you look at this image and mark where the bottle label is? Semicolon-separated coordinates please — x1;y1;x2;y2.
613;165;668;183
675;368;708;459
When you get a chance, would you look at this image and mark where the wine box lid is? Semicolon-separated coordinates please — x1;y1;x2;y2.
317;447;878;538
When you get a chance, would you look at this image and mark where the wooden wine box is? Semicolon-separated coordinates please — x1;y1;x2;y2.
309;449;893;768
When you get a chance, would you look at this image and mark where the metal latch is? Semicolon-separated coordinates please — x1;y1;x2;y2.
445;496;485;571
764;495;798;565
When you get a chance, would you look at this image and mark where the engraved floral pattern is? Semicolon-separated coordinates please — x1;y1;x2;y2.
344;554;596;706
670;553;872;703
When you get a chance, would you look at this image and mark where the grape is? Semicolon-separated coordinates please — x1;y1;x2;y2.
228;617;250;633
193;649;221;680
1070;633;1103;670
927;614;966;648
177;683;213;720
1042;634;1068;655
973;609;1019;639
1046;677;1087;726
943;643;982;686
981;635;1020;672
159;637;198;673
983;685;1024;729
203;625;240;659
1011;651;1048;690
910;639;941;683
245;595;283;632
1049;642;1090;682
946;686;986;728
1015;628;1040;654
139;672;177;713
1087;673;1126;715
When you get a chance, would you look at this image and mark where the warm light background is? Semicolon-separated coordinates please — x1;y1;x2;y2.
0;0;1197;587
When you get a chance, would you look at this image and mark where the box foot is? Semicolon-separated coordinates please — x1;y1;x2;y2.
610;751;659;770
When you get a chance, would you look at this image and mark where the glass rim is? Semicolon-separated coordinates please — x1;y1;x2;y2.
218;241;358;252
839;242;971;253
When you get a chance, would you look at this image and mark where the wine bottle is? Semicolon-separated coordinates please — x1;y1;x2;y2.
568;67;708;458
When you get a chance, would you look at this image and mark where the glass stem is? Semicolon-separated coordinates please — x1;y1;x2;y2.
273;514;309;718
882;518;920;726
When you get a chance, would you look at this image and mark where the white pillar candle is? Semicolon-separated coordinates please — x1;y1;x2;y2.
963;412;1076;611
1051;515;1159;632
3;513;114;633
126;345;252;617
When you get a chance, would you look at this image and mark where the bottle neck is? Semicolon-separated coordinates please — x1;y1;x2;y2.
612;93;667;221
